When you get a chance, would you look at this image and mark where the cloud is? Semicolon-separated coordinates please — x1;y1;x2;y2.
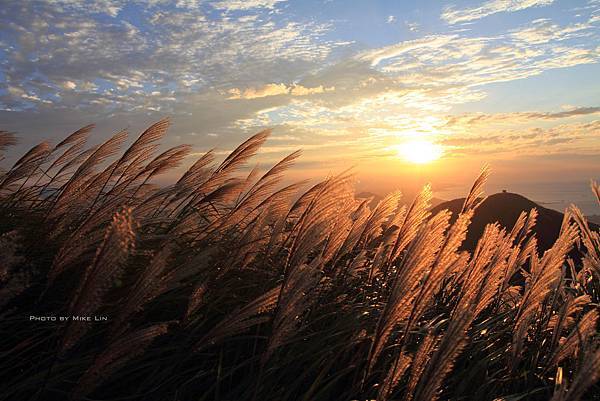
510;18;594;44
228;84;288;99
386;15;396;24
357;35;458;66
62;81;77;90
45;0;124;17
441;119;600;158
445;107;600;126
226;83;333;99
1;0;599;181
405;21;419;32
290;84;331;96
442;0;554;24
358;23;599;91
210;0;286;11
3;0;596;126
0;1;341;113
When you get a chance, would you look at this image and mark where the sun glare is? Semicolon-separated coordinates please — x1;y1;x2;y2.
397;139;443;164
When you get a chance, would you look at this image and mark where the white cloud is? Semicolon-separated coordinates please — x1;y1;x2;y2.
0;0;341;113
210;0;286;11
510;18;593;44
358;35;458;66
442;0;554;24
2;0;599;173
46;0;124;17
62;81;77;90
228;83;288;99
405;21;419;32
386;15;396;24
227;83;332;99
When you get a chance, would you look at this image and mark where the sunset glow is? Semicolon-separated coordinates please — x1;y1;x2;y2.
396;139;444;164
0;0;598;211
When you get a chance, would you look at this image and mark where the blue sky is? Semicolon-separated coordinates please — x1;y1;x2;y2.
0;0;599;209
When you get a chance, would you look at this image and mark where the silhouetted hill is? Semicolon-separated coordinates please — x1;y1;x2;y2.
431;192;599;253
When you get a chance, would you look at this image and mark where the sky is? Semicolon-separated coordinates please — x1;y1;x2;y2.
0;0;599;212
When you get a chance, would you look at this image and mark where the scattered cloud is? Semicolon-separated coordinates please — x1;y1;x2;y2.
445;107;600;127
440;119;600;158
226;83;333;99
510;18;594;44
442;0;554;24
405;21;419;32
290;84;332;96
1;0;599;182
210;0;287;11
0;1;340;113
358;35;458;66
228;84;288;99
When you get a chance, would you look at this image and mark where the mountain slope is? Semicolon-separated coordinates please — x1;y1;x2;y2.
431;192;598;252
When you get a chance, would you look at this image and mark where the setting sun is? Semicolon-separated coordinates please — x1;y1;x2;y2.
397;139;444;164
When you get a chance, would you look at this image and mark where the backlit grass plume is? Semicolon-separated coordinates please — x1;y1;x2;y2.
0;120;598;401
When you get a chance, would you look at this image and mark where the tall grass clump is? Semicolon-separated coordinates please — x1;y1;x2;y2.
0;120;598;401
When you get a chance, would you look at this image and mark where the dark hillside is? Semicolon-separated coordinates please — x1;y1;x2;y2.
431;192;598;252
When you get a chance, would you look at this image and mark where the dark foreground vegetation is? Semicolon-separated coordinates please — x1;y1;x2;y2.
1;119;599;401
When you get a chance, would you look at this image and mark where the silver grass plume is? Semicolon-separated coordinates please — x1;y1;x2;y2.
264;263;322;363
592;180;600;205
511;221;579;367
60;208;136;352
461;165;490;213
0;141;51;193
412;222;513;401
547;294;592;354
405;332;438;400
549;309;598;367
48;130;127;220
388;185;433;263
218;150;302;232
570;205;600;279
110;244;175;338
195;286;281;351
378;353;412;401
173;130;270;233
0;131;17;156
367;210;450;375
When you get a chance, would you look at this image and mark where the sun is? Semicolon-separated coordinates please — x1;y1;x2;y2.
397;139;443;164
